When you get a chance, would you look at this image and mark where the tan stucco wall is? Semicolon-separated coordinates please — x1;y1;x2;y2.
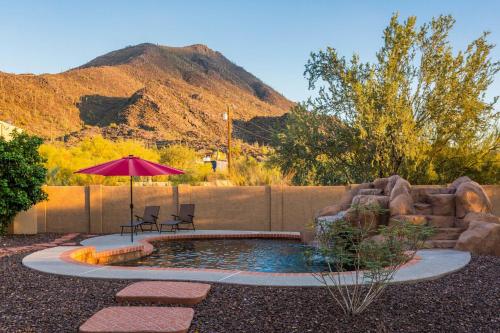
281;186;349;232
38;186;89;233
10;184;500;234
9;209;37;234
179;185;271;230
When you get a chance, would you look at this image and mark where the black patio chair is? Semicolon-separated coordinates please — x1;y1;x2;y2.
159;204;195;233
120;205;160;235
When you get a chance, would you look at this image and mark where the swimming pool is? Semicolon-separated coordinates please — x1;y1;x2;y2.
115;238;327;273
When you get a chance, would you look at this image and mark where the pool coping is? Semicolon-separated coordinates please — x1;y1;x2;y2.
22;230;471;286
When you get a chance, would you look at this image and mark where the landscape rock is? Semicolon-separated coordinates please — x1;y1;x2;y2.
373;177;390;194
455;181;492;218
389;193;415;216
449;176;472;192
426;215;456;228
384;175;401;197
389;178;412;200
410;187;453;203
455;220;500;256
350;182;374;195
458;212;500;229
414;202;433;215
346;195;390;228
315;183;372;217
345;207;378;229
358;188;383;195
351;194;390;209
390;215;427;226
428;194;456;216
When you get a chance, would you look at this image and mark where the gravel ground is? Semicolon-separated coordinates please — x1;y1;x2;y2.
0;235;498;333
0;233;60;248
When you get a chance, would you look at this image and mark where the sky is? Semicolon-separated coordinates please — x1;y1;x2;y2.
0;0;499;103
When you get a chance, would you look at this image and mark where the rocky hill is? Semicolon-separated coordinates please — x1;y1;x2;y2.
0;43;292;148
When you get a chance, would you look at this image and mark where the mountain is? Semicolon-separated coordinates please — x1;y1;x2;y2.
0;43;293;148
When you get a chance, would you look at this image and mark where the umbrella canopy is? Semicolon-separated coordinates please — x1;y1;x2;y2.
75;155;184;176
75;155;184;242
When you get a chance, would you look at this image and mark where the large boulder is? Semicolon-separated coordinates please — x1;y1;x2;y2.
346;195;390;229
373;177;390;194
384;175;401;197
358;188;383;195
389;178;412;201
457;212;500;229
455;220;500;256
388;178;415;217
389;193;415;216
455;181;492;218
351;194;390;209
449;176;472;192
316;204;343;218
427;194;455;216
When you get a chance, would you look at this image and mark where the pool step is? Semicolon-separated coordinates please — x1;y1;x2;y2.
116;281;211;305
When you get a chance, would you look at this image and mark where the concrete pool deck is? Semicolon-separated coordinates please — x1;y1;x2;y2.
22;230;471;286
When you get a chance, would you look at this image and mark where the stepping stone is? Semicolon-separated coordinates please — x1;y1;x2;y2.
116;281;211;305
79;306;194;333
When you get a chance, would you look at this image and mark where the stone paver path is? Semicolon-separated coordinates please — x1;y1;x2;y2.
116;281;211;305
0;233;79;258
79;307;194;333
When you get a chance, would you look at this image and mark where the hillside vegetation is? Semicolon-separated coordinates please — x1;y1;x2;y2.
40;136;287;186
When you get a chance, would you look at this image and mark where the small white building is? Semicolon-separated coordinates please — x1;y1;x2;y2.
0;120;22;141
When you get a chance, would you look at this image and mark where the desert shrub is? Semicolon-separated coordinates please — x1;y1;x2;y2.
159;144;213;185
0;132;47;234
41;138;290;186
312;205;434;315
229;156;289;185
40;135;160;185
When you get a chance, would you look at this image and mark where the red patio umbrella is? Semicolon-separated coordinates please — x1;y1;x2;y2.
75;155;184;242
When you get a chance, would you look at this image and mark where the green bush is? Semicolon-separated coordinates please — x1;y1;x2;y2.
0;132;47;234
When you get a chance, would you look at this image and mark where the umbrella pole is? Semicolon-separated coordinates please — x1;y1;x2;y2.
130;176;134;243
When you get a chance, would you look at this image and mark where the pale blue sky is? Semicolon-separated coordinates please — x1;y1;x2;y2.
0;0;499;103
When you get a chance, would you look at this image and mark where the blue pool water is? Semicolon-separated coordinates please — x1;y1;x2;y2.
117;238;328;273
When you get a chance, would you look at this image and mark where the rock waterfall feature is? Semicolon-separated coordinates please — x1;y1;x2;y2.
309;176;499;256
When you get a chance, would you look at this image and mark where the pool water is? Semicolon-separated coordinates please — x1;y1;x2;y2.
116;238;328;273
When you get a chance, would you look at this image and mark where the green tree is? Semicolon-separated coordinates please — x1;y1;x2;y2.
0;132;47;234
275;14;499;185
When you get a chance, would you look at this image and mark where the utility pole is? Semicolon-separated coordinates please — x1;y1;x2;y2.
223;105;232;174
